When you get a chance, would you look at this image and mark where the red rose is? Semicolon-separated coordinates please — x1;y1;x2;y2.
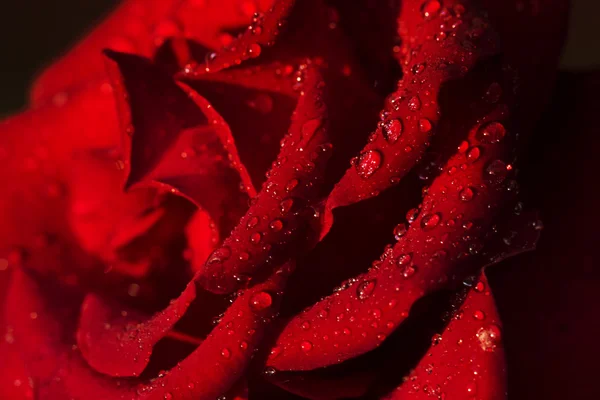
2;0;592;399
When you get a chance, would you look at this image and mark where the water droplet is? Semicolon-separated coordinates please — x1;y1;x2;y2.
250;232;262;244
355;150;383;179
357;280;377;300
467;146;481;163
221;348;231;358
476;324;501;352
459;187;475;202
300;340;313;352
301;321;311;330
421;213;441;231
401;264;416;278
473;310;486;320
397;253;412;266
206;246;231;265
269;219;284;232
406;208;420;224
393;223;408;240
250;291;273;311
412;63;426;75
408;96;422;111
476;121;506;144
432;333;443;346
419;118;432;133
285;179;299;192
382;119;403;144
474;281;485;292
484;160;509;184
280;198;294;213
248;43;262;58
247;216;259;228
421;0;441;18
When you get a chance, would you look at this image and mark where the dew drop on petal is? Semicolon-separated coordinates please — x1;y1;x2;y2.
484;160;509;185
421;213;441;231
269;219;284;232
421;0;441;18
473;310;486;320
408;96;422;111
221;348;231;359
406;208;420;224
419;118;432;133
476;121;506;144
477;324;502;352
300;341;313;352
207;246;231;265
459;187;475;202
247;216;259;228
393;223;408;240
397;253;412;266
355;150;383;179
467;146;481;163
250;232;262;244
249;291;273;311
382;119;403;144
357;280;377;300
280;198;294;213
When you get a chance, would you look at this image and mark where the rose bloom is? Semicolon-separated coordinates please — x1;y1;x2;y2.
0;0;598;399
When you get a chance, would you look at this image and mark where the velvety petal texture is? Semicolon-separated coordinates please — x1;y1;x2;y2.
0;0;581;399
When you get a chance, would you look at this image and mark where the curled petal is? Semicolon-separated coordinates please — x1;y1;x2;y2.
106;51;252;236
198;66;331;294
324;0;500;221
76;282;196;377
31;0;277;104
269;99;520;371
383;272;506;399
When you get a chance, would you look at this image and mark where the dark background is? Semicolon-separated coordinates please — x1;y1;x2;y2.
0;1;598;399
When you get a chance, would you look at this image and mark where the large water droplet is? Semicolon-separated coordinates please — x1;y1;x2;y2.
355;150;383;179
207;246;231;265
467;146;481;163
382;119;403;144
357;280;377;300
300;340;313;352
459;187;475;202
247;216;259;228
250;291;273;311
250;232;262;244
393;223;408;240
280;198;294;213
484;160;509;185
269;219;284;232
421;213;441;231
476;121;506;144
476;324;501;352
408;96;422;111
421;0;441;18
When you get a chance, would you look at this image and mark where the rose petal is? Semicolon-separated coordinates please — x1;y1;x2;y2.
76;283;196;377
324;0;501;219
30;0;277;104
198;66;331;293
106;51;253;236
268;97;521;371
382;272;506;399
